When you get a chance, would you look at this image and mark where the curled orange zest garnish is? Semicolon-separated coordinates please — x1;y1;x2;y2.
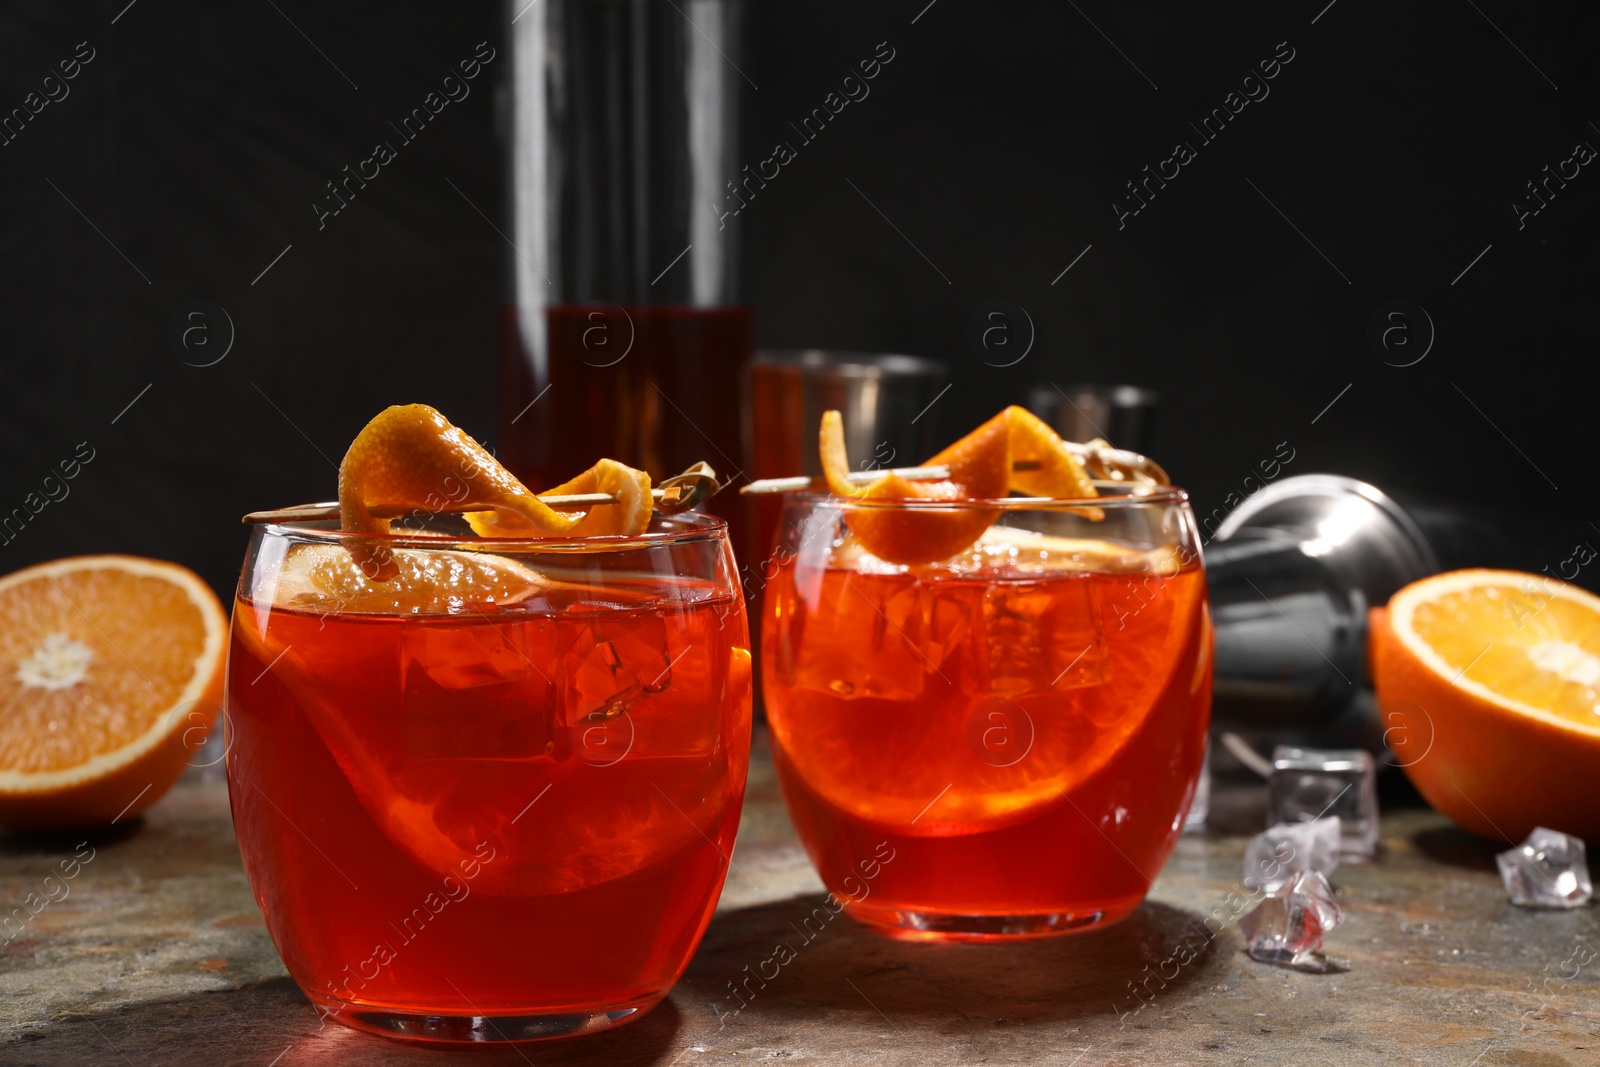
1004;406;1098;500
339;404;580;580
820;405;1097;565
467;458;653;539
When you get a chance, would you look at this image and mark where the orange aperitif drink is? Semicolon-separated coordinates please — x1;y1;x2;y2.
759;408;1209;939
226;406;751;1043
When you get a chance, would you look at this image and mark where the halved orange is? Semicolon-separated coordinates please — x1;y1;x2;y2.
0;556;226;831
819;405;1096;565
1374;568;1600;842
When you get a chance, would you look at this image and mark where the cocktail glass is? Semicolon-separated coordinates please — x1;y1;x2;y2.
761;487;1209;939
226;512;750;1042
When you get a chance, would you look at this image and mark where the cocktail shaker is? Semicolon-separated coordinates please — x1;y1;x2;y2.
1205;475;1438;726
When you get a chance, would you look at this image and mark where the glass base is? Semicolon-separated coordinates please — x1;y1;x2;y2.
844;898;1140;942
314;991;663;1045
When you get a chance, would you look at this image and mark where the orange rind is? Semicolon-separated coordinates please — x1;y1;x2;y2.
338;405;582;580
820;405;1098;565
467;458;652;539
1004;406;1098;499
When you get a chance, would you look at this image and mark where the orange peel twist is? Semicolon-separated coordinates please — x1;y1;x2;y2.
819;405;1098;565
338;404;580;580
466;458;653;539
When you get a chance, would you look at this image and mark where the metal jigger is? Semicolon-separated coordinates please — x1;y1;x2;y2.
741;351;948;718
1205;475;1438;727
746;350;948;477
1027;383;1160;456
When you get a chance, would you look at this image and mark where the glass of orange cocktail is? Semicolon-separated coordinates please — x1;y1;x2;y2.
762;486;1209;939
226;406;750;1043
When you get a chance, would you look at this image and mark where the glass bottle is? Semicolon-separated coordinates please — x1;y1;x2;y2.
500;0;752;508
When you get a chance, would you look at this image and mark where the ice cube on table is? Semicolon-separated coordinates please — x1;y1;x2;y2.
1243;817;1341;891
1497;827;1593;908
1239;869;1345;972
1268;746;1379;858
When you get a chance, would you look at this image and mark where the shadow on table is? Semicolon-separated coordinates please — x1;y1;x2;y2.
0;818;146;855
686;893;1230;1029
1200;781;1268;836
7;976;689;1066
1409;823;1503;873
11;898;1232;1063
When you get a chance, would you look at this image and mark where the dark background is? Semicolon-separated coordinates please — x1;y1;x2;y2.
1;0;1595;599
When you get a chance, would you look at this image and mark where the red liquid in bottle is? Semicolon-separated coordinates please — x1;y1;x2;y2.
501;305;752;494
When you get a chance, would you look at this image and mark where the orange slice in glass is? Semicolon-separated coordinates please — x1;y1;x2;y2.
338;404;580;580
262;542;564;616
0;556;226;831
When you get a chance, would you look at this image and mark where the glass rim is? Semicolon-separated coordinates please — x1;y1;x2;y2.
253;509;729;554
783;484;1190;511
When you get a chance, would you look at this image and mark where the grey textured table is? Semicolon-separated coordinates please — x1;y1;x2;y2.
2;730;1596;1066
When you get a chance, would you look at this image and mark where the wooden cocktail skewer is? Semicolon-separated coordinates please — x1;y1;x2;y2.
242;462;722;524
740;440;1168;495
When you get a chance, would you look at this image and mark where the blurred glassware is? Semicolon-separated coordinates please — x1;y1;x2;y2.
499;0;752;515
1027;383;1160;455
741;351;946;716
743;350;946;562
